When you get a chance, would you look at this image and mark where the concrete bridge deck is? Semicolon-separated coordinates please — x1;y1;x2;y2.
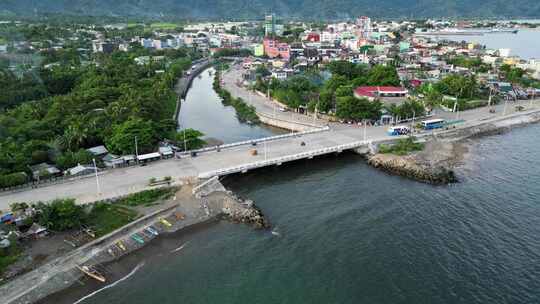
0;127;375;209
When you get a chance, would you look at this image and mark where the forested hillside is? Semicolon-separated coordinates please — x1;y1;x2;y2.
0;0;539;19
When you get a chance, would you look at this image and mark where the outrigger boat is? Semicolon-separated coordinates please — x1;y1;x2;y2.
116;241;126;251
145;226;159;236
131;233;144;244
160;218;172;227
77;265;106;283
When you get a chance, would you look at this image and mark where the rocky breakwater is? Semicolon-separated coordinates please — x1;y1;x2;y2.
193;176;270;229
367;139;464;185
220;194;269;229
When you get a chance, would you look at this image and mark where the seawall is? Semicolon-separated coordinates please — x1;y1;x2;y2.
173;59;213;123
363;108;540;184
257;112;324;132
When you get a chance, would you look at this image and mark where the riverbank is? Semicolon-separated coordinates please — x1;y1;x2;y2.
0;178;268;304
365;109;540;184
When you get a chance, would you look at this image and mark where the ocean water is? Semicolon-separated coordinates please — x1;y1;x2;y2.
438;28;540;59
48;123;540;304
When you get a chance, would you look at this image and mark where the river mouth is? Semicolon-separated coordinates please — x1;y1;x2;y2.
36;124;540;304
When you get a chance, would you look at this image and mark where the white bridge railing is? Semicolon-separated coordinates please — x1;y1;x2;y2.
177;126;330;156
198;140;368;178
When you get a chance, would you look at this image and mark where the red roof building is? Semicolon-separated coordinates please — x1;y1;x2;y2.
306;32;320;42
354;86;408;100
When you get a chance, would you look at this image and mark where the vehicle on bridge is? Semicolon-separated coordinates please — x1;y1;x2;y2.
421;119;446;130
387;126;410;136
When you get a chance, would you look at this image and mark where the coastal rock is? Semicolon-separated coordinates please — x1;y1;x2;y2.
367;139;463;185
368;154;457;184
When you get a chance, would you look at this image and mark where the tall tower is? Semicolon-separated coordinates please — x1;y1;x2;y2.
356;16;372;39
265;14;275;37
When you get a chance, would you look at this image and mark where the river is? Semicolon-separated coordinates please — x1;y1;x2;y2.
44;64;540;304
435;28;540;59
177;67;283;144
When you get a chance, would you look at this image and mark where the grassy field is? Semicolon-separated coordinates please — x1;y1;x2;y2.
379;137;425;155
86;203;138;237
0;242;21;276
117;187;177;207
150;22;181;30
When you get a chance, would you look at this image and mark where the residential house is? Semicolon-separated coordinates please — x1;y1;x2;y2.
29;163;61;181
86;145;108;157
66;163;96;176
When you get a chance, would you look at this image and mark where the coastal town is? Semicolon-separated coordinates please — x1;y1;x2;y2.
1;14;540;304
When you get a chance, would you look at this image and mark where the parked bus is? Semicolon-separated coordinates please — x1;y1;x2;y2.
421;119;446;130
387;126;410;136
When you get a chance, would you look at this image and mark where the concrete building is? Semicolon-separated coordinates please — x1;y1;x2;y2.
356;16;372;39
263;38;290;60
265;14;284;37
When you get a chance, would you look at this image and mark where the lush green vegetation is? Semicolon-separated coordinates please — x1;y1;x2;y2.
2;0;538;20
173;129;207;151
386;100;426;121
0;44;197;188
213;72;259;123
379;137;424;155
85;203;138;237
116;187;177;207
500;64;540;88
416;74;486;111
212;48;252;58
446;55;490;73
0;240;21;276
35;199;85;231
255;60;400;121
0;71;48;110
336;96;382;121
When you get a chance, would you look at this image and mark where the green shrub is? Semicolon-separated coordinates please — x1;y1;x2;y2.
0;172;28;188
36;199;85;231
117;187;176;207
379;137;424;155
85;203;138;237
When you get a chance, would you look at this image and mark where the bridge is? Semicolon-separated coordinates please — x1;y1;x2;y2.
2;59;540;209
0;127;380;209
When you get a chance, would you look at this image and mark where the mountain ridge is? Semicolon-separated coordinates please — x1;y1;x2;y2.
1;0;539;19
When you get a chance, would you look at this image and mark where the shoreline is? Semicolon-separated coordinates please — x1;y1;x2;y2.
365;109;540;184
7;109;540;304
0;179;268;304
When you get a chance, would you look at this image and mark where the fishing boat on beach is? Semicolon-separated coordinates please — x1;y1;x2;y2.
116;241;126;251
77;265;106;283
131;233;144;244
160;218;172;227
146;226;159;236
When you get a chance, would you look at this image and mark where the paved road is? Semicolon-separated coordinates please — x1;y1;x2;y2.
2;66;540;209
222;65;328;127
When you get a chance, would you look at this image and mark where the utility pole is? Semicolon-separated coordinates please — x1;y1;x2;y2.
183;128;187;151
92;158;101;196
134;136;139;163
